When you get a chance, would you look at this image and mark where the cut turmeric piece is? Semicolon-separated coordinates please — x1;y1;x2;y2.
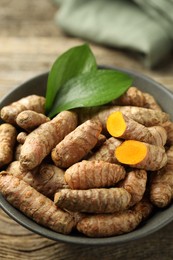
77;105;169;133
115;140;167;171
106;111;127;137
106;111;167;146
116;140;147;165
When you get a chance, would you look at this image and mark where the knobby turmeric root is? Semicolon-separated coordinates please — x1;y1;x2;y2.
77;210;142;237
0;86;172;238
133;198;153;221
112;86;146;107
147;126;167;147
6;161;67;198
166;146;173;171
0;172;76;234
76;199;153;237
119;169;147;206
38;164;68;196
150;170;173;208
143;93;162;111
0;95;46;125
88;137;122;163
20;111;78;170
54;187;131;213
161;121;173;145
0;123;17;167
17;132;27;144
112;87;162;111
16;110;50;132
115;140;167;171
14;144;23;161
150;146;173;207
51;119;102;168
106;111;167;146
93;134;107;150
64;160;126;189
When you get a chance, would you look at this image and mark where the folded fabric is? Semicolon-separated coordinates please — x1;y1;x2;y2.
53;0;173;68
134;0;173;39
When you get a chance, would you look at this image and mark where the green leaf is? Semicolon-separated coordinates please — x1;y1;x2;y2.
48;69;133;117
45;43;97;112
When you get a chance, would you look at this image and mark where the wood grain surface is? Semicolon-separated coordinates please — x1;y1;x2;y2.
0;1;173;259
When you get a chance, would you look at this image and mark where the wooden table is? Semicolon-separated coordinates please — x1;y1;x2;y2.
0;1;173;259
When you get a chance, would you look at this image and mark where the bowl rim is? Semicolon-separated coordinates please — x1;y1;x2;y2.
0;65;173;245
1;65;173;105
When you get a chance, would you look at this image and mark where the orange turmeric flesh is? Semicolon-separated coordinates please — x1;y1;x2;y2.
115;140;167;171
106;111;126;137
106;111;166;146
115;140;147;165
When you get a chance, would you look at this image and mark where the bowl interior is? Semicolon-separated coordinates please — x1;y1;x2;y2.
0;66;173;245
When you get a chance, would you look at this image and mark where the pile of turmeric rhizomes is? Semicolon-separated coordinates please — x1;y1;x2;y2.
0;86;173;237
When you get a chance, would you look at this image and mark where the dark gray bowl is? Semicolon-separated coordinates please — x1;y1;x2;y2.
0;66;173;245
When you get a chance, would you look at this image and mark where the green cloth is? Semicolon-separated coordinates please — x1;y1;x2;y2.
53;0;173;68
